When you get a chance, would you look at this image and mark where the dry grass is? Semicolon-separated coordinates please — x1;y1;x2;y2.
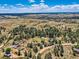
0;18;79;59
0;19;78;31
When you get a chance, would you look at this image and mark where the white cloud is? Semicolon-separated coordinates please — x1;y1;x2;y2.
29;0;35;3
16;4;25;7
0;4;79;13
40;0;45;3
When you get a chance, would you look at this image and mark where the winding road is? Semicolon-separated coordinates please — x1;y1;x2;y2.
35;43;77;59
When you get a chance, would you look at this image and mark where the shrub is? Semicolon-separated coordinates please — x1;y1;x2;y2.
33;46;38;53
37;53;41;59
27;50;32;58
45;52;52;59
5;48;11;54
18;49;21;56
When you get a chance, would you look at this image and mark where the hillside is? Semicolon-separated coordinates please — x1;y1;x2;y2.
0;14;79;59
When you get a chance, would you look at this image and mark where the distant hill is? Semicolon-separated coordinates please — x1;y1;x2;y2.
0;12;79;16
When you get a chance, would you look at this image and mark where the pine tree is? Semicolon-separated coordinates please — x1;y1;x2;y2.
45;52;52;59
33;46;38;53
27;50;32;58
37;53;41;59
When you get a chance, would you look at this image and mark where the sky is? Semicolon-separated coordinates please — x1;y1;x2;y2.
0;0;79;13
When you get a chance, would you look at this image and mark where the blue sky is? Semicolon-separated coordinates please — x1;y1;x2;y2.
0;0;79;13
